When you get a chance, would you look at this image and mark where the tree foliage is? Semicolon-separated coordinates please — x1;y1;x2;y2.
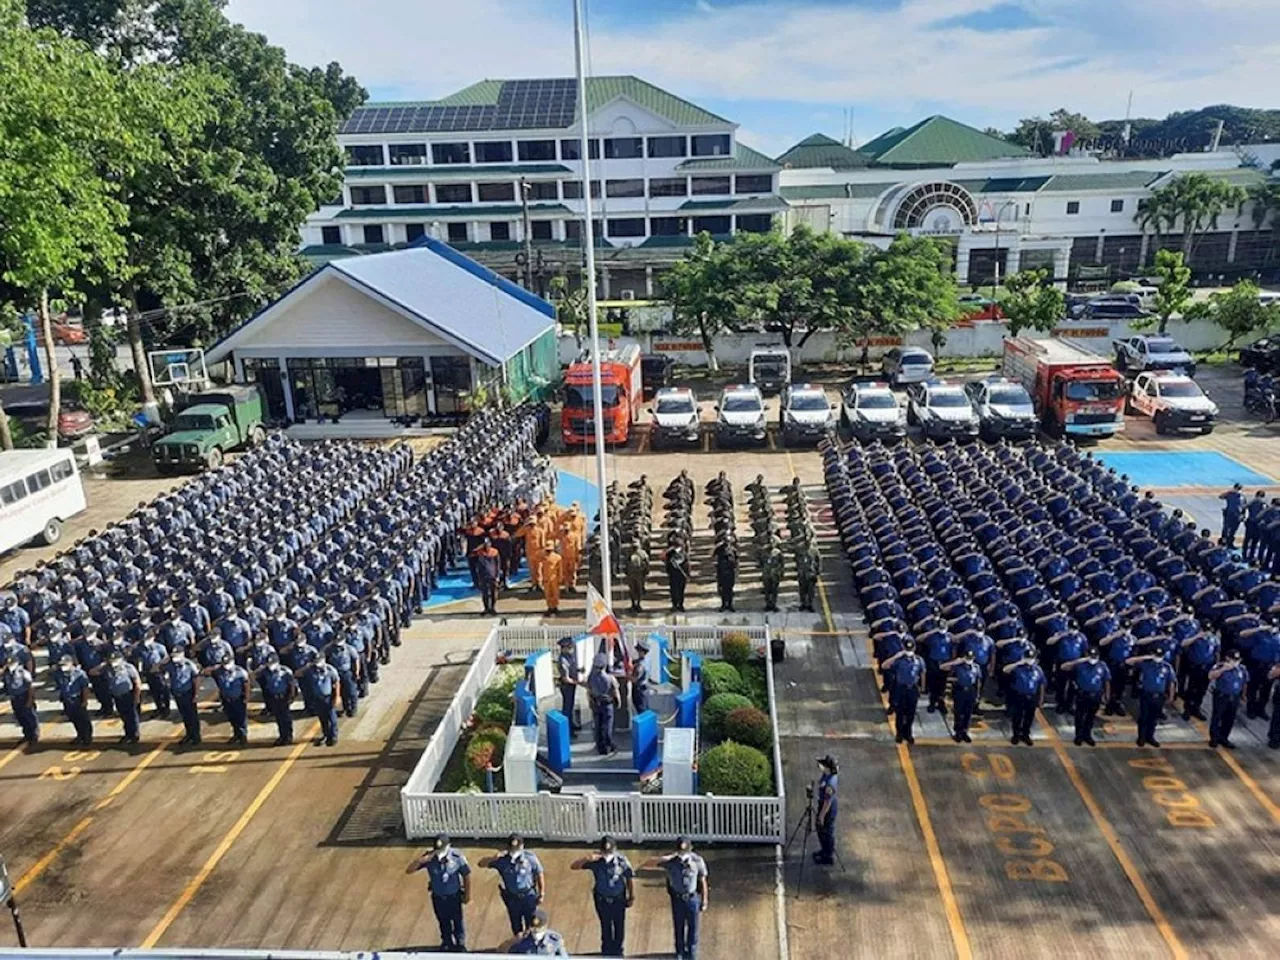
1146;249;1193;335
1196;281;1280;349
1134;173;1248;262
1008;109;1100;155
998;270;1065;337
664;232;744;371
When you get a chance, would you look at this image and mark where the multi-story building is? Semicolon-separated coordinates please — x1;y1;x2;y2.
303;76;784;298
777;117;1275;286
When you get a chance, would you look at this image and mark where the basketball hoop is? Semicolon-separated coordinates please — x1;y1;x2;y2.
149;348;208;388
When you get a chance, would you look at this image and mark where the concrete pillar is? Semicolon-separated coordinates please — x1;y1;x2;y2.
645;266;654;298
954;245;971;284
599;266;611;299
278;355;295;421
1095;234;1105;262
1227;229;1239;264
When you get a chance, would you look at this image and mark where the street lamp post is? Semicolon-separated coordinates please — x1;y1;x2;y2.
520;178;534;292
991;199;1018;297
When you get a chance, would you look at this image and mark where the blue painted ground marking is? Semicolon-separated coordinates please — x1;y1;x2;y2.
1094;451;1275;489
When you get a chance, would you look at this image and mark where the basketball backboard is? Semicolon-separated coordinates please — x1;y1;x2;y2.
149;348;208;387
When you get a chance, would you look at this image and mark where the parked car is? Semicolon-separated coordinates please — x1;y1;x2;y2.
1113;335;1196;377
4;399;95;441
779;382;835;445
964;376;1038;440
35;318;88;346
640;354;674;400
1084;299;1148;321
713;383;767;447
881;346;935;387
1240;335;1280;373
906;379;979;440
648;386;701;448
840;380;906;442
1126;371;1217;434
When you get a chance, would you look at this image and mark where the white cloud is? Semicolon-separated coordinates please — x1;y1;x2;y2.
223;0;1280;132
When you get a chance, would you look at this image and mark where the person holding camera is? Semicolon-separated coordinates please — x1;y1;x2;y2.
405;834;471;953
814;755;839;865
571;835;635;957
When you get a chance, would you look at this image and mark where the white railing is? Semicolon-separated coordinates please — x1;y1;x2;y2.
401;623;784;844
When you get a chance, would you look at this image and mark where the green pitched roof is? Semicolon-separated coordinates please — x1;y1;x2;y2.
583;76;729;127
679;196;788;213
677;143;780;172
780;183;896;201
335;203;568;221
1040;171;1166;192
432;80;505;106
859;116;1029;167
777;133;871;170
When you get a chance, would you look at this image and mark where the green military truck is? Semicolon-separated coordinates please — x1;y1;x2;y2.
152;384;267;474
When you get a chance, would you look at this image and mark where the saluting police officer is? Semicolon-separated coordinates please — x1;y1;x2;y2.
406;834;471;953
652;836;709;960
480;833;545;936
1208;650;1248;749
572;835;635;957
942;649;983;743
1059;648;1111;746
507;908;568;956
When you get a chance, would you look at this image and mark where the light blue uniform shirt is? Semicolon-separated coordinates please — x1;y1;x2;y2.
588;854;634;898
105;661;140;697
663;853;708;896
167;658;200;694
490;850;542;895
425;849;470;896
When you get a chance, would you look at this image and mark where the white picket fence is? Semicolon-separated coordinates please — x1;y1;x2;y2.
401;623;785;844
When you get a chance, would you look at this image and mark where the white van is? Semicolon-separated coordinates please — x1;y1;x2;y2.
0;449;87;551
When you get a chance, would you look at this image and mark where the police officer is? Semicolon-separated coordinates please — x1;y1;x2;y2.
1127;652;1176;748
324;634;362;718
555;636;582;737
626;543;649;613
210;650;251;744
55;654;94;745
1268;662;1280;750
1003;654;1047;746
631;639;652;715
1179;629;1219;721
406;835;471;953
306;649;341;747
572;836;634;957
883;640;925;745
795;545;820;613
95;649;142;744
651;836;709;960
134;632;171;719
1208;650;1248;749
508;908;568;956
814;754;839;866
480;833;545;936
1060;648;1111;746
587;652;620;756
257;651;297;745
166;645;203;745
3;652;38;745
1220;483;1245;548
942;649;983;743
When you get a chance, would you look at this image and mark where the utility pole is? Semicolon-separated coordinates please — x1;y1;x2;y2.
520;178;534;291
0;856;27;948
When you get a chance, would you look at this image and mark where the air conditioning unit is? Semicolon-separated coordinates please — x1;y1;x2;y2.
620;290;636;301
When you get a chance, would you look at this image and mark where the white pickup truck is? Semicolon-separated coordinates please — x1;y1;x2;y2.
1126;371;1218;434
1113;335;1196;377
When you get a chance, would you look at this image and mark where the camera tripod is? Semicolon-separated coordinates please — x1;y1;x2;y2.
783;782;845;894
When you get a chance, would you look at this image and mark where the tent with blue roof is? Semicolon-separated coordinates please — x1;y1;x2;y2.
204;238;558;423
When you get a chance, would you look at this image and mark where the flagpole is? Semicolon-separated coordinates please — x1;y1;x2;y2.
573;0;613;603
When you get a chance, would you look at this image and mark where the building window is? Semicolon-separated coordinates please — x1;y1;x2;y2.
346;145;384;166
736;214;774;233
606;179;645;198
1066;201;1080;215
474;140;513;163
490;222;511;242
518;140;557;162
1110;198;1125;213
392;184;427;204
431;142;471;165
435;183;473;204
650;216;687;236
1025;203;1031;216
692;215;731;235
321;225;342;245
350;185;387;206
561;180;601;200
525;181;558;201
388;143;428;166
649;178;688;198
735;174;773;194
477;181;516;202
362;224;385;245
564;219;604;242
604;137;643;159
691;176;731;196
608;218;646;238
647;135;687;158
531;221;553;241
560;138;600;161
447;222;468;243
405;223;426;242
691;134;731;157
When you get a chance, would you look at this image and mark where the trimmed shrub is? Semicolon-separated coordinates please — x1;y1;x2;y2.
703;692;753;740
723;705;772;751
466;728;507;774
720;631;753;667
702;661;747;698
739;661;769;711
473;698;513;726
700;741;773;797
471;664;523;726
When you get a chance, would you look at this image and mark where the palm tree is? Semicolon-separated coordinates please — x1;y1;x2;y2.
1248;181;1280;268
1135;173;1248;267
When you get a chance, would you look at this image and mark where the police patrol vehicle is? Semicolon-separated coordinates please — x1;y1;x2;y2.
1113;335;1197;377
1126;371;1218;434
778;383;835;445
964;376;1038;440
840;381;906;441
906;379;980;440
714;383;767;446
649;387;702;448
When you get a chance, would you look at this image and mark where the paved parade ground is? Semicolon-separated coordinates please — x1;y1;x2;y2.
1;363;1279;958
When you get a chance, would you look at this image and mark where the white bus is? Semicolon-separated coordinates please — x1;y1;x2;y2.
0;448;87;552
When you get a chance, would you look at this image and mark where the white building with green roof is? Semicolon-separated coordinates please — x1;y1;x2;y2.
304;75;783;298
779;115;1276;286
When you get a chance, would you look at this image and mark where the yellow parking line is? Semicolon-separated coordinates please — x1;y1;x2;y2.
1185;716;1280;824
1039;711;1187;960
0;745;23;773
140;722;320;948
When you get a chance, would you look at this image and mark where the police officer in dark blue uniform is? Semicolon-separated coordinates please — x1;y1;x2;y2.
1128;652;1176;747
406;835;471;953
631;639;652;715
813;754;839;865
1243;491;1268;561
654;836;709;960
481;834;545;936
587;653;620;756
257;650;296;745
555;637;582;736
54;654;94;745
572;836;635;957
1003;654;1046;746
508;909;568;956
883;640;925;745
942;649;983;742
1208;650;1248;748
1059;648;1110;746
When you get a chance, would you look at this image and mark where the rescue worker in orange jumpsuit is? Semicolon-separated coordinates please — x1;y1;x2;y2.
541;544;563;615
559;525;580;594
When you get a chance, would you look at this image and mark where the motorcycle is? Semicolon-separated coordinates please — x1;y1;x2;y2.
1244;387;1278;424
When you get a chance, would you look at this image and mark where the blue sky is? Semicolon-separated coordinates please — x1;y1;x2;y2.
225;0;1279;158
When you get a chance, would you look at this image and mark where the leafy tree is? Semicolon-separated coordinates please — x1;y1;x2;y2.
998;270;1065;337
1008;108;1099;154
1141;250;1194;335
663;232;743;371
549;274;589;347
1196;280;1280;350
1247;181;1280;268
1135;173;1248;264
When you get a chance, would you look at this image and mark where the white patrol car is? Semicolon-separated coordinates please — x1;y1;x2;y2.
779;382;836;445
649;387;702;448
906;379;980;440
714;383;767;446
1127;371;1218;435
964;376;1038;440
841;381;906;441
